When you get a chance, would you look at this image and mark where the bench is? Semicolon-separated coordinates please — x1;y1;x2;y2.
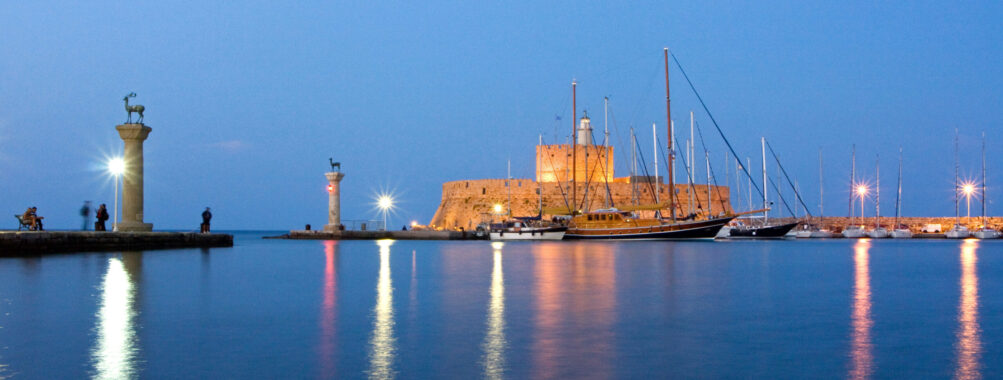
15;214;32;231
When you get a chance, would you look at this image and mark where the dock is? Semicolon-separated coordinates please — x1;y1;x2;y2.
273;230;487;240
0;231;233;255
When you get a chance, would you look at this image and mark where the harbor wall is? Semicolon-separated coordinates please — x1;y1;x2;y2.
429;179;733;230
771;216;1003;232
0;231;233;255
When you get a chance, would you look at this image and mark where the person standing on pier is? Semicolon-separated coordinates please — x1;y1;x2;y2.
95;204;109;231
201;207;212;233
80;201;91;230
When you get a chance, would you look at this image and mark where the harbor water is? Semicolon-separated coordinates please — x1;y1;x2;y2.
1;232;1002;378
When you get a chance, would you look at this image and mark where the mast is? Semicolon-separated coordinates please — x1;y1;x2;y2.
895;147;902;228
689;111;695;215
762;137;768;225
747;157;753;212
875;154;880;228
604;97;610;209
706;147;712;216
653;123;659;205
982;132;988;226
507;159;512;217
819;148;825;221
664;48;676;221
572;80;577;214
850;145;856;224
631;127;637;206
955;129;960;224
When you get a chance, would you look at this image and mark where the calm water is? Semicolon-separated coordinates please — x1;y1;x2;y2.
1;233;1002;379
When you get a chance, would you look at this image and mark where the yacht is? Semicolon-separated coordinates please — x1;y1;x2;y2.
946;131;970;239
946;224;971;239
866;155;888;238
890;148;912;239
842;225;867;238
489;218;566;240
974;133;1000;239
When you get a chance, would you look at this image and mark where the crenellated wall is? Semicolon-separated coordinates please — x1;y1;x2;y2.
429;178;733;230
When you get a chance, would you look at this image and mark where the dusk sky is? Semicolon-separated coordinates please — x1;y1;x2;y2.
2;1;1001;230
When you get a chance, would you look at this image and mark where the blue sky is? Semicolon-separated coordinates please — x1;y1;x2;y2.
1;1;1001;230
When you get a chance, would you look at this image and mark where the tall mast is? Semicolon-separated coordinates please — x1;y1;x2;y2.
604;97;610;209
631;127;637;206
653;123;660;206
955;129;960;224
747;157;753;212
895;147;902;227
706;147;712;216
664;48;676;221
762;137;768;225
875;154;880;228
507;159;512;217
689;111;695;215
850;145;856;224
572;80;577;214
819;148;824;221
982;132;988;226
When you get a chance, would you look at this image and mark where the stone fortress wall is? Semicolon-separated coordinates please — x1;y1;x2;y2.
429;178;733;230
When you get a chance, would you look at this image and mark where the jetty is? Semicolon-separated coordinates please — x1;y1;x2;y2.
274;229;486;240
0;231;233;255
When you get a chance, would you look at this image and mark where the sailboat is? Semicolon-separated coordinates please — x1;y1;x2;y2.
563;49;734;240
890;148;913;238
842;145;867;238
489;160;567;241
946;129;971;239
728;137;798;239
867;155;890;238
973;133;1000;239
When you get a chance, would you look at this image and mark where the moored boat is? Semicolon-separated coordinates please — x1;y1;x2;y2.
891;224;913;239
867;226;889;239
728;222;798;239
489;218;567;240
946;224;971;239
974;133;1001;240
564;209;733;240
842;225;867;238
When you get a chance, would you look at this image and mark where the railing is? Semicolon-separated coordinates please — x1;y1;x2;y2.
341;219;386;231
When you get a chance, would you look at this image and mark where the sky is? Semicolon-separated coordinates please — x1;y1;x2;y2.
1;1;1001;230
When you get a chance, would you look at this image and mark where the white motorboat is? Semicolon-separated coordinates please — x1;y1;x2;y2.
945;224;971;239
489;220;567;240
842;225;867;238
867;227;890;238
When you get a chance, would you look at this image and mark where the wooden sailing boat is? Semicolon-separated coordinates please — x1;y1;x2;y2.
563;48;735;240
891;147;913;238
973;133;1000;239
947;129;971;238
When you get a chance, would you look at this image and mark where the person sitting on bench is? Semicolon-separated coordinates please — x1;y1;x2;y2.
22;207;44;231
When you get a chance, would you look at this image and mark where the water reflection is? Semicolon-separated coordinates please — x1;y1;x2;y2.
955;239;981;379
319;241;339;378
532;242;616;378
481;242;507;379
367;240;397;379
850;239;872;379
91;252;142;379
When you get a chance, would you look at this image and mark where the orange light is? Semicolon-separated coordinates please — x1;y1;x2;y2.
327;184;334;193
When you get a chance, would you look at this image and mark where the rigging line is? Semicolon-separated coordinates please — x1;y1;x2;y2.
626;59;664;132
767;173;796;217
632;132;661;206
588;132;617;210
693;121;727;213
538;137;573;213
654;138;682;214
669;51;765;200
765;139;813;217
671;138;706;215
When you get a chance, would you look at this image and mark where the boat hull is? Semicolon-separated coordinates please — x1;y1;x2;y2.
810;230;835;238
973;229;1001;239
867;228;890;239
842;229;867;238
946;230;971;239
565;217;733;240
728;223;799;239
490;227;567;241
890;229;913;239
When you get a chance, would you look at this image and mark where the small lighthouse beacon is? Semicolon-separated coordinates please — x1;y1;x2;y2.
576;111;593;145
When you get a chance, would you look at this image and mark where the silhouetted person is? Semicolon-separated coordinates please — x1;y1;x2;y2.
95;204;109;231
80;201;91;230
201;207;212;233
22;207;43;231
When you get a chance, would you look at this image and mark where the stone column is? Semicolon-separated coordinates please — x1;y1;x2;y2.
324;171;346;231
115;123;154;232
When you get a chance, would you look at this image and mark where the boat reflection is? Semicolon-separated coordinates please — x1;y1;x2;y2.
367;240;397;379
91;252;142;379
481;242;507;379
532;242;616;378
850;239;872;379
319;240;339;378
955;239;981;380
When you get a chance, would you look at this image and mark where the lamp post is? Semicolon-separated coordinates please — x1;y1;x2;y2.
108;157;125;231
856;185;868;226
963;184;975;222
377;195;393;231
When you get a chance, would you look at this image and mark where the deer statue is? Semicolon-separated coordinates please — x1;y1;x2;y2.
123;92;145;124
329;158;341;172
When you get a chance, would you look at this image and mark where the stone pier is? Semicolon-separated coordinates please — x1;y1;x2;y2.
115;123;153;231
324;171;346;231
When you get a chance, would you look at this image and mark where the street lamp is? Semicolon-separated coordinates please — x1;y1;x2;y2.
107;157;125;231
377;194;393;231
962;183;975;221
856;184;868;225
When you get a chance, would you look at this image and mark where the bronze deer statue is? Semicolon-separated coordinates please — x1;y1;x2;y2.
124;92;145;124
329;158;341;172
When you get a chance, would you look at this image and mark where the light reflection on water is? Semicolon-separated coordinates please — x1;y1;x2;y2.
367;240;397;379
90;253;141;380
955;239;981;380
319;241;338;378
480;242;506;380
850;239;872;380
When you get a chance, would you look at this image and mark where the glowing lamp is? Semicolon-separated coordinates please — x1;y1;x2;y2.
327;184;334;193
493;203;503;214
107;157;125;175
963;184;975;195
856;185;868;196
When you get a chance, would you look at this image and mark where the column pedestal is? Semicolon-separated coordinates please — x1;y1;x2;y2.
324;172;346;231
115;123;153;232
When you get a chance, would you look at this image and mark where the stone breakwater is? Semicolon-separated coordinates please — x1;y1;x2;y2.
770;216;1003;232
0;231;233;255
279;230;486;240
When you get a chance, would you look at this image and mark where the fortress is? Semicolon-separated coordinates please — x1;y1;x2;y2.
430;114;735;230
